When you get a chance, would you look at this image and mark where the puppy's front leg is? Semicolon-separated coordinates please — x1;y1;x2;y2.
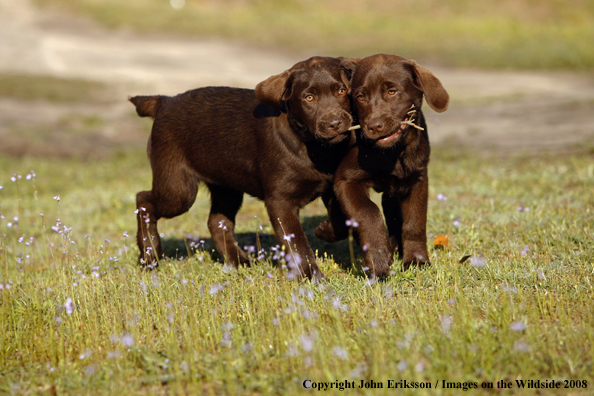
315;192;349;243
399;170;431;269
207;184;250;268
381;194;404;257
335;181;392;277
265;200;323;281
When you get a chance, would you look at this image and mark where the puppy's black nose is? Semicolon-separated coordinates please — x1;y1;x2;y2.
367;118;385;133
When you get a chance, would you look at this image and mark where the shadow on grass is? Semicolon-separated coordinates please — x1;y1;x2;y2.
159;215;364;273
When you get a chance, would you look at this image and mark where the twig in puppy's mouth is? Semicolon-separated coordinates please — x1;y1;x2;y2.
351;104;423;135
400;104;424;131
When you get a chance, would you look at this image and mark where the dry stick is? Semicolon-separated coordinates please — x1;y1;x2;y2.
402;104;425;131
347;105;424;132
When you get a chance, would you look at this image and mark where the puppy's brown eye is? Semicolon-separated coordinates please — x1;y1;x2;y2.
356;94;365;102
388;89;397;96
338;88;346;96
305;95;315;102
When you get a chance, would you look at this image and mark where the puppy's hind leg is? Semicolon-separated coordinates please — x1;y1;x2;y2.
207;184;250;268
136;165;199;269
136;190;163;269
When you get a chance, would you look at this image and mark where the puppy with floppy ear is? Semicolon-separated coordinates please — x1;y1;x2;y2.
257;57;359;107
316;54;449;278
255;70;291;110
256;57;359;143
130;56;356;281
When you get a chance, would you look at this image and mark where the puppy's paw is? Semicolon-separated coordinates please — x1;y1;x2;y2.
315;220;344;242
311;269;326;284
139;255;159;271
402;251;431;270
364;249;393;279
388;235;400;254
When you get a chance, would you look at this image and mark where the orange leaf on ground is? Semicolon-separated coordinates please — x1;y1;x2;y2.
433;234;449;247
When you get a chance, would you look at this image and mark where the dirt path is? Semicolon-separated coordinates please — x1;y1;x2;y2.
1;0;594;156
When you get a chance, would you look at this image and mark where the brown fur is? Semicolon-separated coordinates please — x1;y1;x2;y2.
130;56;357;281
315;54;449;278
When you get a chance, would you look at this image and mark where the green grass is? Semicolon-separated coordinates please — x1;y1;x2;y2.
1;149;593;394
0;74;107;103
35;0;594;70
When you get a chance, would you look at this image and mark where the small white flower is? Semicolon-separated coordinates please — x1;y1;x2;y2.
469;256;487;268
513;341;530;353
440;315;453;332
121;333;135;347
345;218;359;228
64;298;74;315
209;284;224;295
510;321;527;332
350;363;367;379
332;346;348;360
299;333;316;352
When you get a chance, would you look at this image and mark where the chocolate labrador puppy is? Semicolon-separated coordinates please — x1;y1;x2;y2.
130;56;356;280
316;54;449;278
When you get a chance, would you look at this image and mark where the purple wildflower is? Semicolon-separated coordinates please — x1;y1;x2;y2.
64;298;74;315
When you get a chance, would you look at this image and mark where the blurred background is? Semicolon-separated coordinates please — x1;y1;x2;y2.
1;0;593;157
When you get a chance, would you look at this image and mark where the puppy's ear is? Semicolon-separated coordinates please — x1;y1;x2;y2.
408;60;449;113
338;57;360;87
255;69;292;110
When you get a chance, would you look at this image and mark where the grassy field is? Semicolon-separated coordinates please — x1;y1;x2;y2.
0;74;108;104
1;148;593;395
2;1;593;394
35;0;594;70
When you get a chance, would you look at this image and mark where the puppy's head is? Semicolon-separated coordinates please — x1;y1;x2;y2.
256;56;358;142
351;54;449;148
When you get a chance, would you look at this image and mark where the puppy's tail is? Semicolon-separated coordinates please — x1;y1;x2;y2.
128;95;163;119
